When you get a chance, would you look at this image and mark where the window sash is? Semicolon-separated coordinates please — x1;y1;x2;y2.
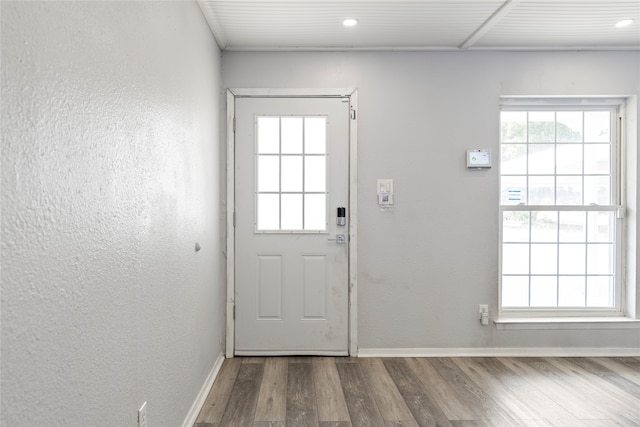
499;205;623;314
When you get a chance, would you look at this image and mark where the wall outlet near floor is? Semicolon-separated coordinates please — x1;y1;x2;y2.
138;401;147;427
479;304;489;326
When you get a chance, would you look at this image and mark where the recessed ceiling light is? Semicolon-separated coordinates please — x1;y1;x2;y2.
615;19;633;28
343;18;358;27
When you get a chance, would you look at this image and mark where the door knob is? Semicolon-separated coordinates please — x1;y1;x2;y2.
328;234;346;244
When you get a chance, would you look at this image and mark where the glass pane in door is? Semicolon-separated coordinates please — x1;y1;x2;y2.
256;116;328;232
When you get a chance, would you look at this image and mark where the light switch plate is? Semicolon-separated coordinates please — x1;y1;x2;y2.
377;179;393;207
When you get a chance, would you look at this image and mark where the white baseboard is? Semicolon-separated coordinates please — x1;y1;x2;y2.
182;352;225;427
357;347;640;357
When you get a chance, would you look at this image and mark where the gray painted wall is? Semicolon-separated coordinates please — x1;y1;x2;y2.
1;1;224;425
2;3;639;424
222;50;640;350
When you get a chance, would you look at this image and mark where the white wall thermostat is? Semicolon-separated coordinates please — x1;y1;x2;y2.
467;149;492;169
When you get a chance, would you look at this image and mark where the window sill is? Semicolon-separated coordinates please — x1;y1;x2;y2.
494;316;640;330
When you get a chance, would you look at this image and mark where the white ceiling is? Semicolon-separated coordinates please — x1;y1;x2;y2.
197;0;640;51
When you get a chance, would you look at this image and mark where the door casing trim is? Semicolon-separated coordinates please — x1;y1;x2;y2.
226;88;358;357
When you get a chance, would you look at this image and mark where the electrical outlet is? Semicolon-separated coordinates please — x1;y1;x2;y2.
478;304;489;326
138;402;147;427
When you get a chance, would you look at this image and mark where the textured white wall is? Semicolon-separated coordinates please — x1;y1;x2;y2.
222;50;640;350
1;1;224;425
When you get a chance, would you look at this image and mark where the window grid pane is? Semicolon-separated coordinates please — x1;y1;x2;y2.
256;116;328;232
502;208;616;309
500;111;614;208
500;107;618;311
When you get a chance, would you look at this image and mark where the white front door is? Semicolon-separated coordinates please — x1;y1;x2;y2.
234;96;350;355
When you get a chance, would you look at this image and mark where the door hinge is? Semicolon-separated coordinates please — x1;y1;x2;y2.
233;212;236;227
233;117;236;133
350;108;356;120
233;305;236;320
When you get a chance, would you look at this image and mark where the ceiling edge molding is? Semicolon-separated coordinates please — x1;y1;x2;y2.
197;0;227;50
221;45;640;53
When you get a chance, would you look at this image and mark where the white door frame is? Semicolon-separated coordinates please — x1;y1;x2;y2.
226;88;358;358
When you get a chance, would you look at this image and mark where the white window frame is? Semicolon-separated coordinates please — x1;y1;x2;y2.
498;98;626;319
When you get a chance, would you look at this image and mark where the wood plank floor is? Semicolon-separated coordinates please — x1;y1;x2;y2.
194;356;640;427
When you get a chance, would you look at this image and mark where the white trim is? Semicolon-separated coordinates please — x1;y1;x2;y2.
236;350;348;356
459;0;521;49
502;205;620;212
623;96;638;319
195;0;226;49
494;316;640;330
181;353;225;427
226;90;235;359
222;46;640;53
229;88;356;98
357;347;640;358
500;96;628;107
348;90;358;357
226;88;359;357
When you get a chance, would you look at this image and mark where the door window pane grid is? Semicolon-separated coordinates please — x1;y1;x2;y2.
256;116;328;232
500;107;619;312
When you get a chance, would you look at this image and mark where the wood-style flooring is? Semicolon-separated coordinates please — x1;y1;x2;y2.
194;356;640;427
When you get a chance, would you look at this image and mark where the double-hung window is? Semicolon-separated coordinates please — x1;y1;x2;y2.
499;101;623;316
